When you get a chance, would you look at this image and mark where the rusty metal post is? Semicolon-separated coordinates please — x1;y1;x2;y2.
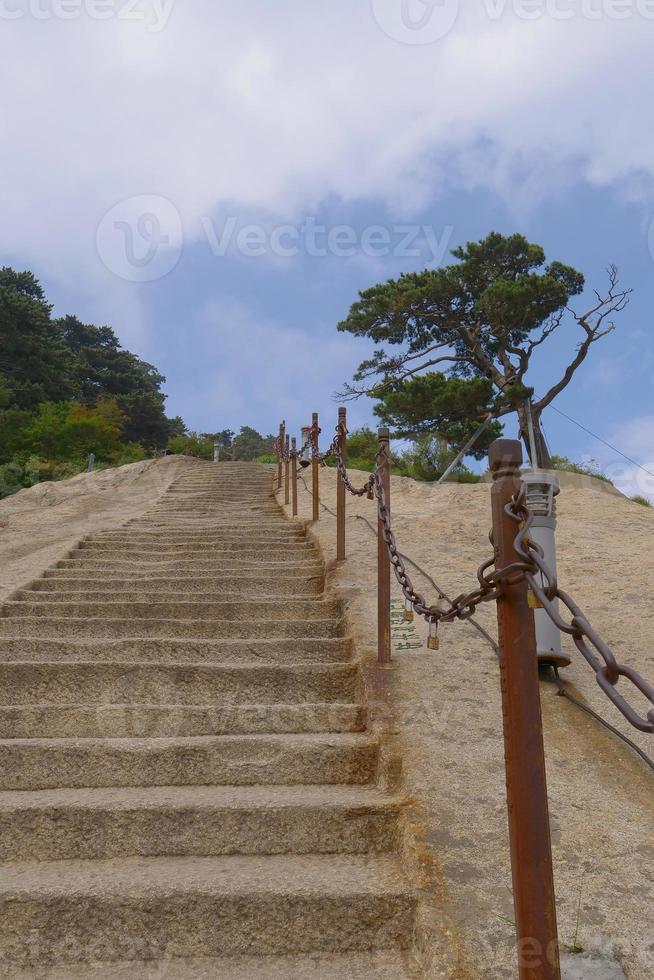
291;437;298;517
311;412;320;523
337;407;346;561
278;421;285;490
377;427;392;664
284;434;290;506
489;439;561;980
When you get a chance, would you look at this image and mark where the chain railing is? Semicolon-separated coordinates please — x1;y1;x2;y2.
273;409;653;980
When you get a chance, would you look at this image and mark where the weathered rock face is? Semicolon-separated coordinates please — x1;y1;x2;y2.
0;462;420;978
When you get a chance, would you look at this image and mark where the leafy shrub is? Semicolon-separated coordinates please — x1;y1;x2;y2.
550;455;614;485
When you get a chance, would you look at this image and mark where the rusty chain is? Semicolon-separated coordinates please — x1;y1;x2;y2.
507;485;654;734
280;418;654;734
340;426;653;734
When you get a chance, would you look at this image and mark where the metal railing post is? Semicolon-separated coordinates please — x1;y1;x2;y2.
377;427;391;664
337;407;346;560
291;436;298;517
278;421;285;490
489;439;561;980
284;434;290;506
311;412;320;523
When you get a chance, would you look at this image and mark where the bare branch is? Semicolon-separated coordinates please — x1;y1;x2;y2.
535;267;632;413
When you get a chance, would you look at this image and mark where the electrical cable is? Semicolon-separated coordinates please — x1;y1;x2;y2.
552;667;654;772
549;406;654;482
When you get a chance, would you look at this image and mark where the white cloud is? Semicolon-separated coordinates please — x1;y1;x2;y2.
2;1;654;363
589;416;654;501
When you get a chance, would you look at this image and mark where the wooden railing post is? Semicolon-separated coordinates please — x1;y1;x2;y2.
312;412;320;523
278;421;285;490
489;439;561;980
377;427;391;664
284;434;290;506
337;407;346;561
291;437;298;517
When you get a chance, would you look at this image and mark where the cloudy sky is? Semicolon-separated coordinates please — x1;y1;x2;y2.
2;0;654;494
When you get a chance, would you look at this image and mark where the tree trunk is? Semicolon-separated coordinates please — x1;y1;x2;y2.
516;403;553;469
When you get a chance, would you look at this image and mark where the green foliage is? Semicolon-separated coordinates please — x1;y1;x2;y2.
0;266;188;494
398;436;481;483
167;433;215;459
232;426;276;461
550;455;613;485
0;268;77;409
21;399;125;462
631;495;652;508
339;233;583;367
373;373;502;459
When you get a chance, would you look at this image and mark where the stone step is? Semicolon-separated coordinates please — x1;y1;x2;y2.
2;599;341;622
55;552;324;575
0;785;402;861
0;854;415;967
0;618;344;639
88;529;305;542
2;950;423;979
39;568;322;582
0;702;364;739
71;544;316;559
0;637;352;664
77;538;313;552
32;573;324;594
0;662;357;706
16;584;323;601
0;733;378;790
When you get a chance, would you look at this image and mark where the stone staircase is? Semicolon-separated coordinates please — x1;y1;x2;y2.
0;461;420;978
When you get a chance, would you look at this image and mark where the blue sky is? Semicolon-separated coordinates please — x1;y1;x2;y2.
2;1;654;495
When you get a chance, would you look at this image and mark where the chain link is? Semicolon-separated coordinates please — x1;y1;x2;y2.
279;417;654;734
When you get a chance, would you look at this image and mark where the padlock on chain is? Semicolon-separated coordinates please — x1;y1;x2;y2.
404;598;414;623
528;588;543;609
427;619;440;651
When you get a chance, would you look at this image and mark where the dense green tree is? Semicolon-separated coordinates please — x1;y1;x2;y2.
232;426;275;461
0;268;77;409
373;373;502;460
338;233;631;466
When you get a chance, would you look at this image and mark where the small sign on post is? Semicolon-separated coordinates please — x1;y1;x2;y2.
87;453;95;472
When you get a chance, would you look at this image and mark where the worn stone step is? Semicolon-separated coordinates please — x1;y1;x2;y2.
1;950;423;979
56;551;322;567
29;574;324;596
0;662;357;706
0;617;344;639
0;733;378;790
0;637;352;665
0;702;364;739
70;545;316;561
0;854;414;967
88;530;305;543
2;599;341;622
51;557;323;573
0;785;401;861
44;559;325;582
16;584;323;601
77;538;313;552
